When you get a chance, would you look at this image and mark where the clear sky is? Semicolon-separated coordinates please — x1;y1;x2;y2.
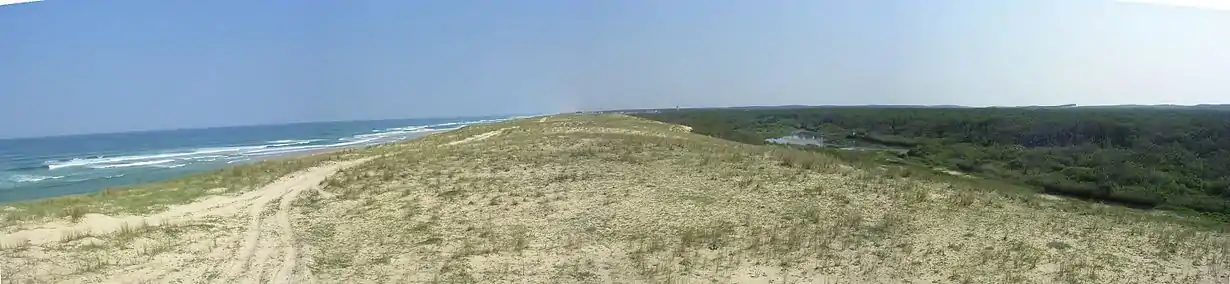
1;1;1228;138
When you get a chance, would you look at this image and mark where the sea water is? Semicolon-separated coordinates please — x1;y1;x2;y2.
0;115;521;203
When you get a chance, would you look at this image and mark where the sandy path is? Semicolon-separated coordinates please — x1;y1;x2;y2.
444;127;516;146
215;158;373;284
2;158;372;283
272;175;310;282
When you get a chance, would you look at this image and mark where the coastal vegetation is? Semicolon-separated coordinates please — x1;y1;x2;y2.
634;107;1230;219
0;150;366;227
1;114;1227;283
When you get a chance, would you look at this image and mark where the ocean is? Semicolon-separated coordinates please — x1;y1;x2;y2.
0;115;520;203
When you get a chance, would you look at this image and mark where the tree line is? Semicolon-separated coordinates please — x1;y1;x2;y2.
634;107;1230;216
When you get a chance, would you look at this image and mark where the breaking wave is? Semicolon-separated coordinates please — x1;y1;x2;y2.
34;116;516;172
8;174;66;183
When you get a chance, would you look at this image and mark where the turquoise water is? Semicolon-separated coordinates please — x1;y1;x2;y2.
0;115;522;203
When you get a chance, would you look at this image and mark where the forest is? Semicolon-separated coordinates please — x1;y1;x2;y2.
633;107;1230;217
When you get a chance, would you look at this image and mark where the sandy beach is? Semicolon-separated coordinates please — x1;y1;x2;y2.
0;128;461;283
1;114;1227;283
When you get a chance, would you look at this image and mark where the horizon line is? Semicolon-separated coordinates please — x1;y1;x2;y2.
0;113;540;141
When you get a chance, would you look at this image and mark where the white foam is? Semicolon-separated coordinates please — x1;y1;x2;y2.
343;119;495;142
308;118;503;151
48;148;237;170
154;164;187;169
42;117;516;171
241;137;380;157
44;141;307;170
383;126;429;132
351;132;391;140
239;148;312;157
427;119;499;128
351;129;431;141
9;174;66;183
340;118;509;145
265;139;319;145
192;145;277;154
88;159;177;169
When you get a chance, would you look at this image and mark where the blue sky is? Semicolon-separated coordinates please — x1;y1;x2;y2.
1;1;1228;138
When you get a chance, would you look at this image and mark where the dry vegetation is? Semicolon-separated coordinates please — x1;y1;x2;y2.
1;114;1228;283
299;114;1230;283
0;152;378;283
0;150;371;229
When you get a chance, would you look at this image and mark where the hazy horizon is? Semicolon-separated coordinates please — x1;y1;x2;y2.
4;100;1223;140
0;113;534;140
5;100;1227;140
2;0;1228;138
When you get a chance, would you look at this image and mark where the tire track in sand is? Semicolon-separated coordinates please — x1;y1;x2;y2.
221;158;374;283
271;166;318;283
1;157;374;283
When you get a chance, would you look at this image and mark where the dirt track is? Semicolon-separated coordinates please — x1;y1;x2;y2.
0;158;372;283
216;158;372;283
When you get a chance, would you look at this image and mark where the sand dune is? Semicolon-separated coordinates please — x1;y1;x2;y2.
2;114;1228;283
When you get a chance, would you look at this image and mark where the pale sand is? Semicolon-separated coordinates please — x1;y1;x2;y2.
3;115;1227;283
1;158;373;283
443;127;515;146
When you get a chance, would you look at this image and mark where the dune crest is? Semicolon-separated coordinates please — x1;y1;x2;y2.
1;114;1227;283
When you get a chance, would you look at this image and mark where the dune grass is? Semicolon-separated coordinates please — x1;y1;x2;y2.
0;148;372;227
293;114;1230;283
4;113;1226;282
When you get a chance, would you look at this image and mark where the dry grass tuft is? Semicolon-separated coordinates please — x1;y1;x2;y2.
59;228;90;243
65;206;88;223
2;148;370;226
4;114;1224;283
293;114;1230;283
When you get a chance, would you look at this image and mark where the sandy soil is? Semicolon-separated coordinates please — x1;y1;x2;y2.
444;127;515;146
3;114;1228;283
1;158;372;283
292;115;1230;283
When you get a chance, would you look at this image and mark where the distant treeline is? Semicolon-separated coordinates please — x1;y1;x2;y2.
634;107;1230;216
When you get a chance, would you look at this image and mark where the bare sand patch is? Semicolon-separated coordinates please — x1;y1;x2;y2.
445;127;517;146
1039;194;1064;201
933;167;971;178
1;158;373;283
